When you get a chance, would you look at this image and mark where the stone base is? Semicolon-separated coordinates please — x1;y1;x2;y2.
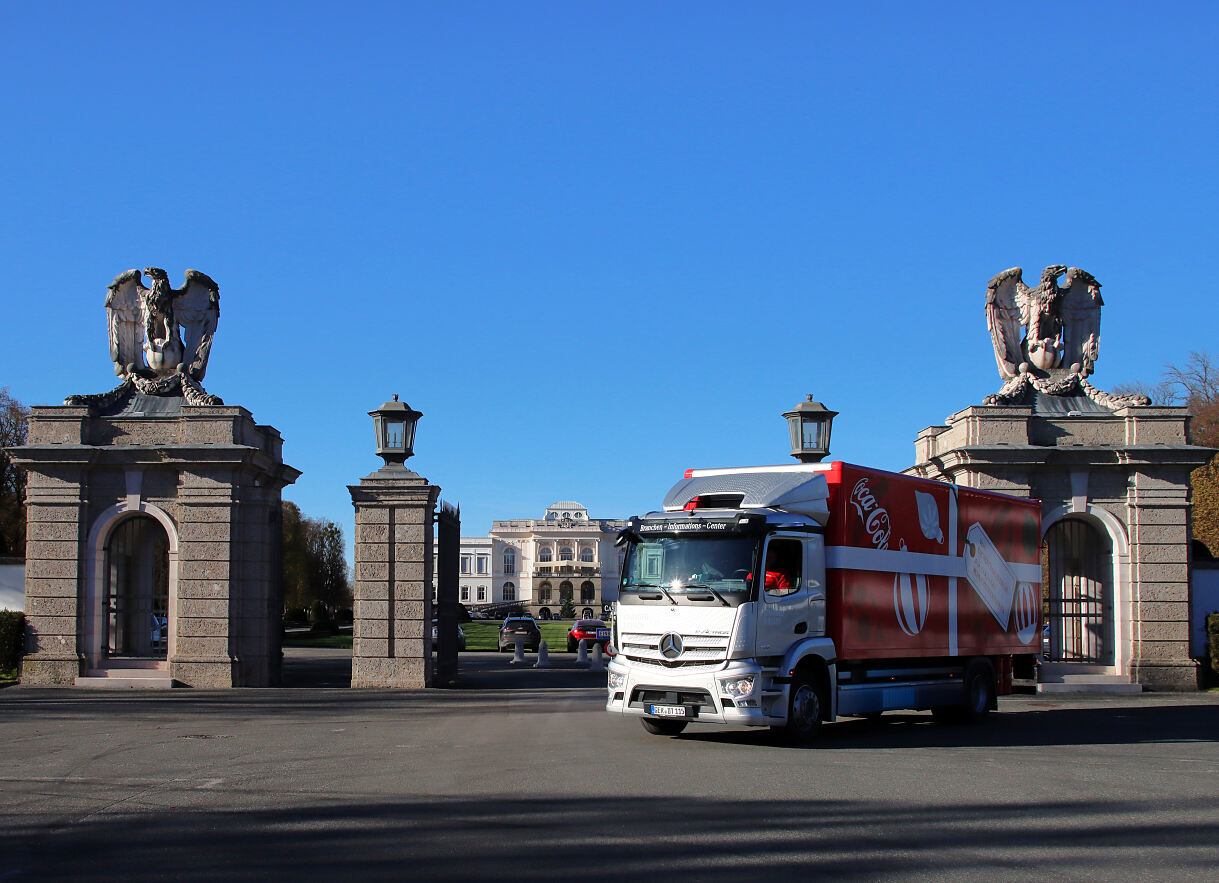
352;656;431;688
1133;662;1199;692
20;657;81;686
170;658;235;688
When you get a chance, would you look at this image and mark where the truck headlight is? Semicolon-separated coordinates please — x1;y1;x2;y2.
719;675;755;698
607;671;625;689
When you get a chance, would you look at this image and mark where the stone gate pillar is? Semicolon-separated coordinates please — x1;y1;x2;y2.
349;465;440;688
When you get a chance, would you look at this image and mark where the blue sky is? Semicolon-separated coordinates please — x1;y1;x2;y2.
1;2;1216;551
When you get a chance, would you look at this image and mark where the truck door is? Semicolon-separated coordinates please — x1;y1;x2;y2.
755;534;814;656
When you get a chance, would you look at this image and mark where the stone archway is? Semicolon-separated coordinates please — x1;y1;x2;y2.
83;502;180;674
1043;517;1114;664
104;516;170;659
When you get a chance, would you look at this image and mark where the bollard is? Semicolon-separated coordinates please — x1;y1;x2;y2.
534;640;551;668
575;638;590;665
589;641;605;672
510;636;526;665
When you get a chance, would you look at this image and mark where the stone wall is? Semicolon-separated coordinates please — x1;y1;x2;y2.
908;403;1212;689
11;403;298;687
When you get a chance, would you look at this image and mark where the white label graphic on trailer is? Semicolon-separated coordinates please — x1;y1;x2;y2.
962;522;1018;629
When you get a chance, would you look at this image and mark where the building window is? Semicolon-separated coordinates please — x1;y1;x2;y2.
580;547;594;563
460;555;471;574
539;547;553;563
460;586;469;601
643;549;661;577
477;586;487;602
477;556;488;574
560;580;573;602
538;582;552;603
580;581;595;602
559;545;573;561
502;582;516;601
503;548;516;573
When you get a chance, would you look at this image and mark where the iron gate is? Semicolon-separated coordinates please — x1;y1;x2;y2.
434;501;460;685
1044;518;1113;664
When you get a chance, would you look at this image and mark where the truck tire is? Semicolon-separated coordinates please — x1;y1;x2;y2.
641;718;688;736
934;660;995;725
778;674;825;745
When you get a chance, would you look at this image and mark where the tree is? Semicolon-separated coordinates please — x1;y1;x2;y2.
281;501;352;614
559;595;577;619
0;388;30;557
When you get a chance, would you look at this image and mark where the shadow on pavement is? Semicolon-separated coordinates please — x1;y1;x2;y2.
4;792;1218;880
282;647;609;691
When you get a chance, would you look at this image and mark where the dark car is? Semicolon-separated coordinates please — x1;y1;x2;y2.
498;616;541;652
567;618;610;652
431;621;466;652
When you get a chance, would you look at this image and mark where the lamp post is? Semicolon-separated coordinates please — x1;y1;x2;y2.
783;394;837;463
369;394;422;469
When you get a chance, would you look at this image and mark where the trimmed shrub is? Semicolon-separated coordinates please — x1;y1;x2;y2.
0;611;24;676
1208;612;1219;677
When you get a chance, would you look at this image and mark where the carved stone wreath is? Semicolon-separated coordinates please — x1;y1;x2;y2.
983;371;1151;408
65;373;224;411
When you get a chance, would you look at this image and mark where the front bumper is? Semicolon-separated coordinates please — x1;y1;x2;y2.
605;658;782;728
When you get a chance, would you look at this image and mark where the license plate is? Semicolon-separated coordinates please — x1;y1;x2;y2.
596;628;611;640
648;704;688;718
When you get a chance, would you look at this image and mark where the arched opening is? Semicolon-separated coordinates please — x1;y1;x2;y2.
104;515;170;660
582;607;595;620
580;580;595;603
559;581;573;603
538;606;552;620
1043;517;1114;664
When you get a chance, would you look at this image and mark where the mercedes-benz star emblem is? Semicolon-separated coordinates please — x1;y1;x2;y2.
659;633;683;660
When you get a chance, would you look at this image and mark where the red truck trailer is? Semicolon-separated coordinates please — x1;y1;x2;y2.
606;462;1042;742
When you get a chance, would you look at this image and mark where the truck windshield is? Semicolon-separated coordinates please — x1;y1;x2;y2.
621;535;759;605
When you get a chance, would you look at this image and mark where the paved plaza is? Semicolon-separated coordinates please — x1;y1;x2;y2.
3;650;1219;880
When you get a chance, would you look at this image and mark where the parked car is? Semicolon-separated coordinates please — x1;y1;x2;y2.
498;616;541;652
567;618;610;652
431;621;466;652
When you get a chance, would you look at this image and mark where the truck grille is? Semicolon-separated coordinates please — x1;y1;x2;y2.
619;631;730;667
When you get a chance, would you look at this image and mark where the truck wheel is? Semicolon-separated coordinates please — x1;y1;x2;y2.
641;718;687;736
934;660;995;724
779;675;825;745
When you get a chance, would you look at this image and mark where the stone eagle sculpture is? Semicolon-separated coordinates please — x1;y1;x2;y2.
106;267;219;381
66;267;223;410
983;265;1147;408
986;265;1101;379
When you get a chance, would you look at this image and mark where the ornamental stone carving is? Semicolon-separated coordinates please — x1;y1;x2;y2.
67;268;223;409
983;265;1150;408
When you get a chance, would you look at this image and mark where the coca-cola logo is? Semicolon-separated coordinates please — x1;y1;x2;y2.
850;478;891;550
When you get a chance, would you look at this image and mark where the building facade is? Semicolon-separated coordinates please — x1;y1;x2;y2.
452;502;626;620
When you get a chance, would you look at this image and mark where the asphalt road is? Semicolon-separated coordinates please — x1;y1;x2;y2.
2;649;1218;881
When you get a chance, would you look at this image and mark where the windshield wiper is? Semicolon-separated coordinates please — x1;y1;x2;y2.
678;583;731;607
623;582;678;604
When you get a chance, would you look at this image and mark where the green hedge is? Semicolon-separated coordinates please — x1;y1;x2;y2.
0;611;24;676
1208;612;1219;677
